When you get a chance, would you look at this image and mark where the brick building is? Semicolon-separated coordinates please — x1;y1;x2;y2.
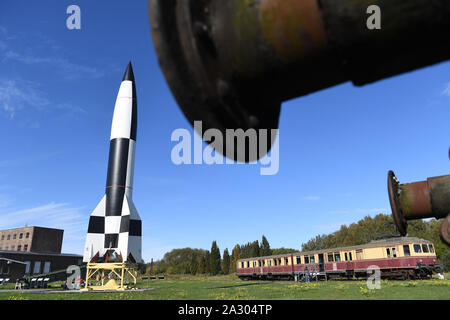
0;226;83;281
0;226;63;253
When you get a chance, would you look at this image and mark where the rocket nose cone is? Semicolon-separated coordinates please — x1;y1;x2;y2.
122;62;135;82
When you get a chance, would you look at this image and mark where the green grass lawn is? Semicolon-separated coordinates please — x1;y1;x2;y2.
0;274;448;300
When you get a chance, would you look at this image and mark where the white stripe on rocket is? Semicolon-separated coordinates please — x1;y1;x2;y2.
110;80;133;140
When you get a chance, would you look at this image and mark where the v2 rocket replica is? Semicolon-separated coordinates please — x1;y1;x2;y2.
83;62;142;263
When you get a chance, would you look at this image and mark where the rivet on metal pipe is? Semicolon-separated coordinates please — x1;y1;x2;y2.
388;171;450;245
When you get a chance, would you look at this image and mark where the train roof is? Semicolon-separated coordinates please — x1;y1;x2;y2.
237;237;433;261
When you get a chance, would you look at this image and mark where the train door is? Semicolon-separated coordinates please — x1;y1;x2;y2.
318;254;325;272
356;250;362;260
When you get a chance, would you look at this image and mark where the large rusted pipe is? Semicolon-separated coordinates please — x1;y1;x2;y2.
148;0;450;160
388;171;450;245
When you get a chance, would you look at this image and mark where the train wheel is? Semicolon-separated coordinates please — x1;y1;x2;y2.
401;271;408;280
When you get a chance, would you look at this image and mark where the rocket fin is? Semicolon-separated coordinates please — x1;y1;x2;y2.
83;195;107;262
116;195;142;263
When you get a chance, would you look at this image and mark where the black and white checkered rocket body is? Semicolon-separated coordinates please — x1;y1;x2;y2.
83;62;142;263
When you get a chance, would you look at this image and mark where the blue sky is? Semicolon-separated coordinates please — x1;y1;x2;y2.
0;1;449;261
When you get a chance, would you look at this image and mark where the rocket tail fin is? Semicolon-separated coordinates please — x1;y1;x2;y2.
83;195;107;262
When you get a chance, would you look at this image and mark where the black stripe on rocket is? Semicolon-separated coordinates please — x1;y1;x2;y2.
123;61;137;142
106;138;129;216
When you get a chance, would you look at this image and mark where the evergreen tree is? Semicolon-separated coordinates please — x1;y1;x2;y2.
222;248;231;274
190;253;198;275
210;241;222;275
205;251;211;275
250;240;260;257
231;245;240;273
149;258;154;275
260;235;272;256
198;254;206;274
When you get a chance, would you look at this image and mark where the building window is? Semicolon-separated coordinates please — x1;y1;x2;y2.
17;245;21;251
5;246;8;251
19;233;23;239
422;244;429;253
26;233;30;239
10;245;14;250
403;245;411;256
304;256;309;264
413;244;422;253
2;265;10;275
43;262;51;273
334;253;341;262
33;261;41;274
1;235;4;240
429;244;434;253
327;253;334;262
296;256;301;264
24;261;31;274
13;234;16;240
7;235;10;240
24;244;28;251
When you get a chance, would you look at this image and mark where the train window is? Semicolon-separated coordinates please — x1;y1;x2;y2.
296;256;301;264
253;261;257;267
344;252;348;261
429;244;434;253
349;252;353;261
403;245;411;256
304;256;309;264
246;261;249;268
386;248;391;258
422;244;429;253
392;248;397;258
278;258;282;265
334;253;341;262
413;244;422;253
285;258;289;265
327;253;334;262
310;255;315;264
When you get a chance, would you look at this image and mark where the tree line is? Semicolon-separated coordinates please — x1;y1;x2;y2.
147;235;280;275
146;214;450;274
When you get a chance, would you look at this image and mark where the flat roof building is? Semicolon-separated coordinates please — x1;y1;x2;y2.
0;226;82;281
0;226;63;254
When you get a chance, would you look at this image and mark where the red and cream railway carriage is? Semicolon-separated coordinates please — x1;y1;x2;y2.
237;237;441;281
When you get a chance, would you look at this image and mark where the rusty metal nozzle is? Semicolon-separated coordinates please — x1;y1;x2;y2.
388;171;450;245
149;0;450;160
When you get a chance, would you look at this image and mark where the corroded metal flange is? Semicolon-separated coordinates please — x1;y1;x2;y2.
388;170;450;244
388;170;407;235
